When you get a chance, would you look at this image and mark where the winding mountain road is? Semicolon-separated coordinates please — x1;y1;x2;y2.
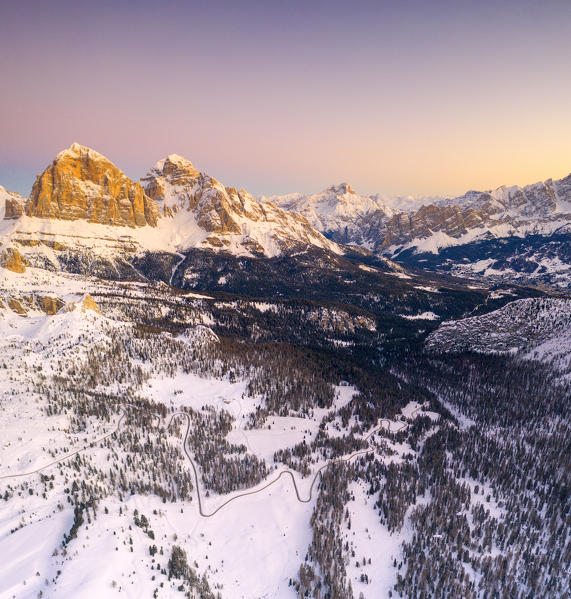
0;403;422;518
0;411;126;481
165;407;419;517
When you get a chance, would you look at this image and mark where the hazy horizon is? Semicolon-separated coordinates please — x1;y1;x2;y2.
2;141;570;202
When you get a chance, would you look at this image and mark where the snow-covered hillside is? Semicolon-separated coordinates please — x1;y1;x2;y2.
0;267;437;598
426;297;571;373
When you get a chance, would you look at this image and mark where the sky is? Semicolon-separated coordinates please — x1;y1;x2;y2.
1;0;570;198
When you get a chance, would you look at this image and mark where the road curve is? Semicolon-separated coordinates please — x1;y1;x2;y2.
167;404;421;517
1;403;423;520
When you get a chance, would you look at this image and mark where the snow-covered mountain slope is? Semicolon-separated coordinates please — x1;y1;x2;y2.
142;154;341;257
0;220;567;597
0;146;341;282
267;173;571;289
396;231;571;291
263;183;440;247
425;297;571;372
263;183;396;245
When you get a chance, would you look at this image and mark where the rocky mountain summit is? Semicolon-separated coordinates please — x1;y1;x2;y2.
142;153;340;256
264;183;397;246
26;143;159;227
0;186;26;220
0;145;342;283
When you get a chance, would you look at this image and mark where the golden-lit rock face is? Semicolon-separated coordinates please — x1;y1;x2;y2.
1;247;27;273
61;294;102;315
38;296;65;315
142;154;340;255
0;293;101;317
0;293;65;316
4;197;25;219
81;294;101;314
7;298;26;315
1;187;26;220
27;143;160;228
143;155;242;234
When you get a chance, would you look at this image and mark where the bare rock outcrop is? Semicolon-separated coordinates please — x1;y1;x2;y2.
1;246;27;273
27;143;160;228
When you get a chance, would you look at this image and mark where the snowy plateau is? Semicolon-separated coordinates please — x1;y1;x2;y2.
0;144;569;599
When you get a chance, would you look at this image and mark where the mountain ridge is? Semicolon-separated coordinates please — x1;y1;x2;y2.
266;171;571;288
2;145;569;288
266;171;571;248
0;145;343;283
141;153;339;257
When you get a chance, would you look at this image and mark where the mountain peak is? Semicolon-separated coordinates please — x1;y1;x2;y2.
150;154;199;180
166;153;193;166
141;156;341;257
26;145;159;227
56;142;107;162
68;141;91;153
327;182;356;195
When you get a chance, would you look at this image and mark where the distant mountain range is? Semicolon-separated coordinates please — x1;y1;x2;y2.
266;174;571;289
1;143;569;289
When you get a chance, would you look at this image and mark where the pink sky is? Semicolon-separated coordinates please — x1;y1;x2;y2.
1;0;570;198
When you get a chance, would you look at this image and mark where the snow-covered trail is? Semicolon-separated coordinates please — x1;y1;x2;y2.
169;252;186;285
0;411;126;480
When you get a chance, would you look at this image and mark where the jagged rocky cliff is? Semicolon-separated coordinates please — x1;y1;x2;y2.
142;153;340;256
27;143;159;227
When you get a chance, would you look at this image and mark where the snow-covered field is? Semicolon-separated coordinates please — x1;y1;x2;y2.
344;481;409;597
